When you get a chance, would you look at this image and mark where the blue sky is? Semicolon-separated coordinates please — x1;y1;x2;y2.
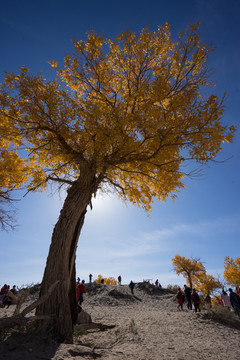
1;0;239;288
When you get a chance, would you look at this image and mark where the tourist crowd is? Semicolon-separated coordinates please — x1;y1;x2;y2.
0;284;18;308
175;284;240;318
76;274;240;320
2;275;240;321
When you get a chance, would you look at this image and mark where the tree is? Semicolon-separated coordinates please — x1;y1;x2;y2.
95;274;118;285
0;121;29;229
193;273;221;295
0;23;235;342
224;256;240;286
172;254;206;289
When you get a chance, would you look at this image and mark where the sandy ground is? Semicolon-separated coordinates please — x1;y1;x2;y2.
0;283;240;359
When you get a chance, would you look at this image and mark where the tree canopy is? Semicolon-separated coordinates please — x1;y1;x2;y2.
224;256;240;286
0;122;29;229
172;254;206;289
193;273;221;295
0;23;235;211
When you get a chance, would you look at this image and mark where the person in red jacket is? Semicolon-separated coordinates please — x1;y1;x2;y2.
0;284;8;295
76;280;86;306
176;288;184;310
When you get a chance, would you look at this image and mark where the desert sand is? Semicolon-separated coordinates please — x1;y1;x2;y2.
0;282;240;359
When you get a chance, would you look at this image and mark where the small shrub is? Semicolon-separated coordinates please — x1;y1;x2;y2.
129;319;138;334
73;329;88;340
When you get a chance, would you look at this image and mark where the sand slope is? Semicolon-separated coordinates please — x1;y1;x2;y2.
0;283;240;359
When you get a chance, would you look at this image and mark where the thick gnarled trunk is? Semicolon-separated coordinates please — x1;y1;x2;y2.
36;171;96;343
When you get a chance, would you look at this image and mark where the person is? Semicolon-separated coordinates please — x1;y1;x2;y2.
221;290;231;308
118;275;122;285
129;281;135;295
176;288;183;310
0;284;8;295
89;274;93;283
77;277;80;284
77;280;86;306
2;295;12;308
155;279;159;287
0;285;10;308
10;285;17;295
191;289;201;312
229;288;240;318
184;284;192;310
101;278;104;284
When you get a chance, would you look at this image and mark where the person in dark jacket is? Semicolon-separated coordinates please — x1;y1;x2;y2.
184;284;192;310
129;281;135;295
191;289;201;312
229;288;240;318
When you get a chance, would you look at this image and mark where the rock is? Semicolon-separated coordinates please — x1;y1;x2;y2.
76;310;92;324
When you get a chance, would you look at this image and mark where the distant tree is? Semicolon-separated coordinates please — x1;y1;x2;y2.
172;254;206;289
193;273;221;295
95;274;117;285
224;256;240;287
0;23;235;342
167;284;181;292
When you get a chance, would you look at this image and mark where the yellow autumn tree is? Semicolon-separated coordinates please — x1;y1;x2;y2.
95;274;117;285
193;273;221;295
172;254;206;289
0;24;236;342
224;256;240;286
0;119;30;229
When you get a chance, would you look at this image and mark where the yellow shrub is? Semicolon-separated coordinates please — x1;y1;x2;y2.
167;284;180;292
95;274;104;284
95;274;117;285
105;277;118;285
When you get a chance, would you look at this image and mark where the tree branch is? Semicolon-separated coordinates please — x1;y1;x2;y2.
47;176;74;186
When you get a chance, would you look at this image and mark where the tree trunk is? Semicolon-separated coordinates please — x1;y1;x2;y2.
188;274;193;290
36;170;97;343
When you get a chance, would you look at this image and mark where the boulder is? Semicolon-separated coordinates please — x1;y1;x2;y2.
76;310;92;325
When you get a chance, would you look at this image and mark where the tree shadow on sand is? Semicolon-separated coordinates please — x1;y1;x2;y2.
0;332;60;360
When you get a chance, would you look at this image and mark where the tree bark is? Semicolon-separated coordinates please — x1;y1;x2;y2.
36;169;97;343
